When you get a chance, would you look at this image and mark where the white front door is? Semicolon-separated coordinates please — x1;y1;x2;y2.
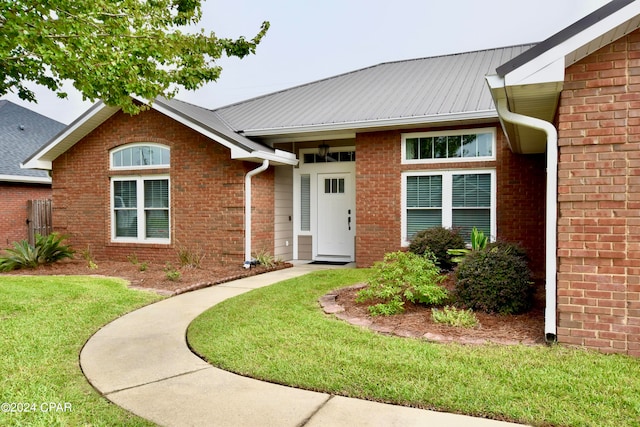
316;173;354;260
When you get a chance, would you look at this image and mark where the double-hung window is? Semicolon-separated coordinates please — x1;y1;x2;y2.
402;170;495;244
110;144;170;243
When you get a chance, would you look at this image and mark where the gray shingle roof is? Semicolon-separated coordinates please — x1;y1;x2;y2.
0;100;65;180
214;44;536;134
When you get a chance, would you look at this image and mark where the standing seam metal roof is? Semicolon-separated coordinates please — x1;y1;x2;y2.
214;44;536;133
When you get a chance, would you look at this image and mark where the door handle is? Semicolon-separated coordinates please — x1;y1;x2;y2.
348;216;351;231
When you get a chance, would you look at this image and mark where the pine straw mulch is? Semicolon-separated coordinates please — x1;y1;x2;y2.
320;282;546;346
0;258;292;296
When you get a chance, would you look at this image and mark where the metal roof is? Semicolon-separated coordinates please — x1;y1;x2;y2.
214;44;536;135
497;0;635;77
0;100;65;182
23;97;297;171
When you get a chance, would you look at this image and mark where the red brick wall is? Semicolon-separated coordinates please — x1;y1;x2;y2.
557;30;640;356
0;183;51;247
52;109;274;266
355;125;546;274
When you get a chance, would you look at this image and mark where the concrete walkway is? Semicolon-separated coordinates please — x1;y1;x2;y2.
80;263;526;427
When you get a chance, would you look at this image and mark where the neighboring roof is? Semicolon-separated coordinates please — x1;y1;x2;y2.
23;97;297;170
214;45;536;140
487;0;640;154
0;100;65;183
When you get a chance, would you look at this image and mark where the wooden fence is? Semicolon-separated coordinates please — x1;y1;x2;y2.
27;199;53;245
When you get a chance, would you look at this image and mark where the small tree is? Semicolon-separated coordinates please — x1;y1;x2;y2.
1;0;269;114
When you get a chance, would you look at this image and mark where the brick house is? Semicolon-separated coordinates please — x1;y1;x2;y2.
0;100;65;246
24;0;640;355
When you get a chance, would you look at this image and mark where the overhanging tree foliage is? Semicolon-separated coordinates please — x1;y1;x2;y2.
0;0;269;113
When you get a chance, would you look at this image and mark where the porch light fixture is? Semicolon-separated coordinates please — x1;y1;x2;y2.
318;143;330;157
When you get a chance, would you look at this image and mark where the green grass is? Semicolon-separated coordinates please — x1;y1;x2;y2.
0;275;162;426
188;269;640;427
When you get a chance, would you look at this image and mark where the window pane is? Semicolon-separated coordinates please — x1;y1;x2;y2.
461;135;478;158
161;147;170;165
144;180;168;208
407;175;442;207
113;150;122;167
146;210;169;238
325;178;331;194
477;133;492;157
114;181;137;208
338;178;345;193
140;146;151;166
407;210;442;239
434;137;447;158
115;210;137;238
122;147;132;167
447;135;462;158
452;174;491;207
419;137;433;159
406;138;418;160
300;175;311;231
131;147;142;166
452;209;490;241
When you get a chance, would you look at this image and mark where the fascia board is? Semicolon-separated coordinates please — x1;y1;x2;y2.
241;110;499;137
0;174;51;184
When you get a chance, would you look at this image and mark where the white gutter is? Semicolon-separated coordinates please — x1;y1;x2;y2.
0;174;51;184
244;160;270;267
494;97;558;342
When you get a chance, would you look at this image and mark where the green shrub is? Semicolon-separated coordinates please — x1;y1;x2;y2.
356;251;447;316
0;233;74;272
454;246;533;315
408;227;465;271
431;306;479;328
486;240;528;261
163;262;181;281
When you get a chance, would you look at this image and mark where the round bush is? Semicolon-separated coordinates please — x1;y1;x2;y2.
408;227;465;271
454;247;533;314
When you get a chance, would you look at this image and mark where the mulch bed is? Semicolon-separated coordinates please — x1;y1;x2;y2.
320;283;546;346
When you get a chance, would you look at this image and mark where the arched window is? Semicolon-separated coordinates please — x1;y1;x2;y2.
111;143;170;169
110;144;170;243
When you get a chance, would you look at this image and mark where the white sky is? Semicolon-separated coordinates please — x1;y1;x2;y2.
1;0;611;124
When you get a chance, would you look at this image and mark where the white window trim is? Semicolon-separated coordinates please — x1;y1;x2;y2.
401;169;496;246
111;175;171;244
110;143;170;170
401;127;496;165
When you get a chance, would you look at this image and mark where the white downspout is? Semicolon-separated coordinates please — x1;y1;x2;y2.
244;160;270;268
495;98;558;342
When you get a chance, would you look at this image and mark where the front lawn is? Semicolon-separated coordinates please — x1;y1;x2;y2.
188;269;640;427
0;275;162;426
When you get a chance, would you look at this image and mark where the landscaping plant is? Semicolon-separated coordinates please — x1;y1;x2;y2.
431;305;479;328
356;251;447;315
0;233;74;272
408;227;465;271
447;226;488;264
454;245;533;314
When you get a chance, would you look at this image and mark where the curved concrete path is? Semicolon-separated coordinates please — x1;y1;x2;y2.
80;264;525;427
